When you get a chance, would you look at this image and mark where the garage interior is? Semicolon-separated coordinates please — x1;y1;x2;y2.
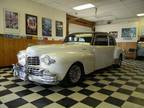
0;0;144;108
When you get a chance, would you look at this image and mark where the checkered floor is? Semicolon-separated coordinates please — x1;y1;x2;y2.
0;60;144;108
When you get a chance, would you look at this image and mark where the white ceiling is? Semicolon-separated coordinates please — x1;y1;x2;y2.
31;0;144;22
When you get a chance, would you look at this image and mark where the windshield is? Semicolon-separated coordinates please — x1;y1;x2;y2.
64;33;93;43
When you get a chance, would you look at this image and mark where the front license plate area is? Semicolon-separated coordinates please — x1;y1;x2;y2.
13;65;27;80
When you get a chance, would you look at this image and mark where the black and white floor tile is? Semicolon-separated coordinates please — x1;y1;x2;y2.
0;60;144;108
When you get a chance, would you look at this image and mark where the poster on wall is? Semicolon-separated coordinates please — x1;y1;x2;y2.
26;14;37;35
42;17;52;36
121;27;136;38
109;31;118;38
5;10;18;29
4;9;19;34
56;21;63;37
141;25;144;36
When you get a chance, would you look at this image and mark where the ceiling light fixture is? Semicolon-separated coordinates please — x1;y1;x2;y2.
137;13;144;17
73;3;95;10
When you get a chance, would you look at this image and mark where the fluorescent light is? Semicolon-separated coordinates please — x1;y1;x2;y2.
73;3;95;10
137;13;144;16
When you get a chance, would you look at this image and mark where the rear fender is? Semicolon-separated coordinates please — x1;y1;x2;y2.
114;47;123;60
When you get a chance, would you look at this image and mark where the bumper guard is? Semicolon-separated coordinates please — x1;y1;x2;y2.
13;64;59;85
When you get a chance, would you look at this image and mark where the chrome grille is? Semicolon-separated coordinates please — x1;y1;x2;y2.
27;56;40;65
28;67;42;76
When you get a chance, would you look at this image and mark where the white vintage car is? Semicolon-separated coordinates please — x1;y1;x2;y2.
13;32;123;86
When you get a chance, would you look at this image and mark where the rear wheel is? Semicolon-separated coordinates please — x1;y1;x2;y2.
60;63;84;87
115;55;122;68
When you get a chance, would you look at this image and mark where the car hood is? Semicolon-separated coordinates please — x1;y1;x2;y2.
26;42;91;56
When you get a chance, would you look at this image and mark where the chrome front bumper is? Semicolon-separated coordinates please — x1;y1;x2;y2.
13;64;59;85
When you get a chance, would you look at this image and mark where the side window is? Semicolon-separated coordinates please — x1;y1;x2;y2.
94;35;108;46
109;36;116;46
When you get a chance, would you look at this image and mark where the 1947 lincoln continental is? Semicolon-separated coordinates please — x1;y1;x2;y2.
13;32;123;86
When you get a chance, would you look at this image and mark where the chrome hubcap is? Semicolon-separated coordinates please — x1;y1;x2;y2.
69;65;81;83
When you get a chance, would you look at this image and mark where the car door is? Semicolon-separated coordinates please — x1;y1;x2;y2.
92;34;114;70
108;36;116;64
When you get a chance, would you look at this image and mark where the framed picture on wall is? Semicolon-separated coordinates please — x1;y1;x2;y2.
56;21;63;37
141;25;144;36
121;27;136;38
42;17;52;36
26;14;37;35
4;9;19;34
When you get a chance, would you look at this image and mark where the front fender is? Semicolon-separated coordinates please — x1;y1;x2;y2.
41;51;95;81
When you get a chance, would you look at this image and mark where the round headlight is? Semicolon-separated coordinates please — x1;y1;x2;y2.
41;55;56;65
42;56;50;64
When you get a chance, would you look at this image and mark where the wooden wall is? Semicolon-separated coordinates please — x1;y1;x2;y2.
0;36;63;67
117;42;137;59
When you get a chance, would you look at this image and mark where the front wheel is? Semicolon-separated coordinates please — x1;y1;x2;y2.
60;63;84;87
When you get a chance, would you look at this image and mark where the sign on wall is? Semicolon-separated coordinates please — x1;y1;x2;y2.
26;14;37;35
42;17;52;36
4;9;19;34
56;21;63;37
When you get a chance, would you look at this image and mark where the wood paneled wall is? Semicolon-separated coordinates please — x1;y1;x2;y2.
0;37;63;67
117;42;137;59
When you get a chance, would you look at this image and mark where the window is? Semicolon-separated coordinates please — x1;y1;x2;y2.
94;35;108;46
109;36;116;46
64;33;92;43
